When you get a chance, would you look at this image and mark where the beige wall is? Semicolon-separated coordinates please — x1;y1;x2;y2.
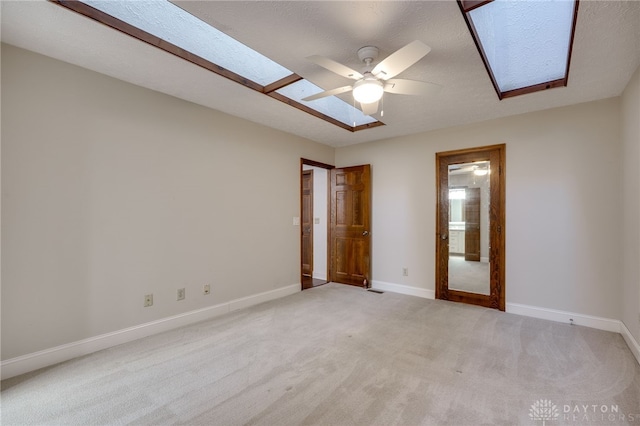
621;66;640;342
1;44;334;360
336;97;623;320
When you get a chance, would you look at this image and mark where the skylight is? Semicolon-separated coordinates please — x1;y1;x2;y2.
55;0;383;132
82;0;292;86
460;0;578;99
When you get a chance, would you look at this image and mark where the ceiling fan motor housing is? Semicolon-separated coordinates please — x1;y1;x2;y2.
357;46;379;66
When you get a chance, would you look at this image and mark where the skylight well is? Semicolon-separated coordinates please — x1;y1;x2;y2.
55;0;383;131
459;0;579;99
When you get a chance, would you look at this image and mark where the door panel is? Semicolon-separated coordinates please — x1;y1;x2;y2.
336;238;347;272
301;170;313;289
352;239;367;277
336;191;347;225
330;165;371;287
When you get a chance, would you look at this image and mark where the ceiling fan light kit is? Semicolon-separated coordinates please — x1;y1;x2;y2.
353;77;384;104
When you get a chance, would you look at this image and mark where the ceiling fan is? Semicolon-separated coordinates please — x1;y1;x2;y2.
449;161;490;176
302;40;441;116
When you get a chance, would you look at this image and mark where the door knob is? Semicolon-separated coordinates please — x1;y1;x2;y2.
441;233;448;240
362;231;369;236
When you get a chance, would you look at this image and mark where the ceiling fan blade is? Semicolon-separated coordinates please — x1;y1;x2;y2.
372;40;431;80
302;85;353;102
359;100;379;116
306;55;364;80
384;79;442;96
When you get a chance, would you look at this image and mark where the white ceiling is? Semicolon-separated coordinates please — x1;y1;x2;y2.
1;1;639;148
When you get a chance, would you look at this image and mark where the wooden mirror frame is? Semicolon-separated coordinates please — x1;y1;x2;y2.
435;144;506;311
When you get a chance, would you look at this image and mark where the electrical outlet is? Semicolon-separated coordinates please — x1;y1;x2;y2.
144;294;153;307
402;267;408;276
203;284;211;295
177;288;185;301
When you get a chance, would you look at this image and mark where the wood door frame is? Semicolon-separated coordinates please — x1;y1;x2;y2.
300;159;333;290
435;144;506;311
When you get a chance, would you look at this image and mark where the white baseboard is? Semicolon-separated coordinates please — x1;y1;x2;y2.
371;280;435;299
1;284;300;380
481;257;489;263
312;273;327;281
228;284;299;312
620;322;640;366
506;302;621;332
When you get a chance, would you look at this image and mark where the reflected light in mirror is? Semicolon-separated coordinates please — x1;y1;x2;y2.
449;188;466;199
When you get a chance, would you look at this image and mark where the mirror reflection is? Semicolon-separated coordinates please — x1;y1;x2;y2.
448;161;490;295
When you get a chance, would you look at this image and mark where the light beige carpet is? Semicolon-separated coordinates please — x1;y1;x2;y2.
2;284;639;425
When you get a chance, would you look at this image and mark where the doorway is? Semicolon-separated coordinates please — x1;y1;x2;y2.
301;159;332;290
300;160;372;290
435;144;505;310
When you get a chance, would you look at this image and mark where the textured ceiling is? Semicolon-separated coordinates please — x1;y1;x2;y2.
1;1;639;147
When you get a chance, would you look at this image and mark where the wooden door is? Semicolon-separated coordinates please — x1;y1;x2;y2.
330;165;371;287
435;145;505;311
464;187;481;261
301;170;314;290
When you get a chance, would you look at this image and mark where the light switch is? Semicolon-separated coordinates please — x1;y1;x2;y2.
293;217;300;226
314;218;320;224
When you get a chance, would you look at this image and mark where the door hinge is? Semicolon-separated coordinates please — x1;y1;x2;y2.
497;225;502;233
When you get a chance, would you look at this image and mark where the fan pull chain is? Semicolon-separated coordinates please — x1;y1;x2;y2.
353;97;357;127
